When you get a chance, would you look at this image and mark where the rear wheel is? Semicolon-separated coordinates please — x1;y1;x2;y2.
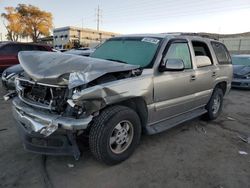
205;88;224;120
89;105;141;165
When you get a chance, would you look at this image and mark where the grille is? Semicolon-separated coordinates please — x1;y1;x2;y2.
233;74;247;79
18;79;68;112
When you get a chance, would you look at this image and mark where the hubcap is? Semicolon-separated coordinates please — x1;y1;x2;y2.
212;94;221;114
109;120;134;154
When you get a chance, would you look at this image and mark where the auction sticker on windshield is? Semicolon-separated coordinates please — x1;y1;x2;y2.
142;38;160;44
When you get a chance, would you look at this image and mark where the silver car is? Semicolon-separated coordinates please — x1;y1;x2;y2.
7;34;232;165
231;54;250;89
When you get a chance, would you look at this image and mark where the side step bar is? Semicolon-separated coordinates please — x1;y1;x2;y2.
145;107;207;135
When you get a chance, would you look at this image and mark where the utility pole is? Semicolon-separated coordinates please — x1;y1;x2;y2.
96;5;102;42
96;5;101;32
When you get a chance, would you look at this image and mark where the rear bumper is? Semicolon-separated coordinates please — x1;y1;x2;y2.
232;78;250;89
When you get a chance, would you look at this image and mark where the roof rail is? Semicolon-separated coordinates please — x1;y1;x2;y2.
162;32;219;40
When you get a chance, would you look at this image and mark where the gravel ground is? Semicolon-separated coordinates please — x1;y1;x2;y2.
0;82;250;188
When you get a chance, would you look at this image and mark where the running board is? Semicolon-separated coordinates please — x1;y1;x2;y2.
145;107;207;135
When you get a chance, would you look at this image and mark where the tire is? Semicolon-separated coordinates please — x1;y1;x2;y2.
89;105;141;165
205;88;224;120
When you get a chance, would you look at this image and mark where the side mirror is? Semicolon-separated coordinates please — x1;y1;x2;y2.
195;56;212;68
159;59;185;72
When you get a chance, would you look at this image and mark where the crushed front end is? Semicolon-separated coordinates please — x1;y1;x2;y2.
12;77;93;159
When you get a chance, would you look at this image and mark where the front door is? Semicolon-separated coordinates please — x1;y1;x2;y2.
152;40;198;124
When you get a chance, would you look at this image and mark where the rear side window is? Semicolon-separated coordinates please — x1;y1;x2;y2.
22;45;35;51
0;44;22;55
37;46;49;51
21;45;49;51
192;41;213;64
211;42;231;64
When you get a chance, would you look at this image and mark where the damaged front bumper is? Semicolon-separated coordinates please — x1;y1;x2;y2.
12;97;93;159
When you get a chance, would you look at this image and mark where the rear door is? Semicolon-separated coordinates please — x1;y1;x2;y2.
0;44;22;70
191;40;218;106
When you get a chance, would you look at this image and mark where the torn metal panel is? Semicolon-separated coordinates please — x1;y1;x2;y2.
72;70;154;113
18;51;140;89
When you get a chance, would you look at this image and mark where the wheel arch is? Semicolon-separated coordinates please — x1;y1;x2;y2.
214;81;227;95
115;97;148;132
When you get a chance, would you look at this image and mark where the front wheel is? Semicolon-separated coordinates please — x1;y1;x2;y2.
205;88;224;120
89;105;141;165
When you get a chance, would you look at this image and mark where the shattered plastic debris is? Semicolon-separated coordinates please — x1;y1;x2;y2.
238;134;250;144
238;151;248;155
67;164;75;168
195;125;207;134
226;117;236;121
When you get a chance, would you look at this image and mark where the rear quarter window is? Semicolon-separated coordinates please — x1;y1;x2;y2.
211;42;231;64
0;44;22;55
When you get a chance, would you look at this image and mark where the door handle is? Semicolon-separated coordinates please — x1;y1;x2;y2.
212;72;217;77
190;75;196;81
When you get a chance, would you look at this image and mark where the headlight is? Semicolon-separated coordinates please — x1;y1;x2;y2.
2;70;7;78
6;73;16;80
69;72;86;89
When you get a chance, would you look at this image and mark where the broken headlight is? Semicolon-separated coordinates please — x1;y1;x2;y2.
69;72;87;89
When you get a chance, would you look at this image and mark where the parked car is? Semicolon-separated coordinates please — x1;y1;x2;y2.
0;41;52;72
1;42;53;89
1;64;22;90
64;48;95;56
6;34;232;165
231;54;250;89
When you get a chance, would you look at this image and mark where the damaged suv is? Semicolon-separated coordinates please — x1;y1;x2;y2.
8;34;232;165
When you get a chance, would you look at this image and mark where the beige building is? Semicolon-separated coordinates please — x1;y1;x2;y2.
53;26;117;49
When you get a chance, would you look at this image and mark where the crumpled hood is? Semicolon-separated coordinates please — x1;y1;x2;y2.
233;65;250;76
18;51;139;89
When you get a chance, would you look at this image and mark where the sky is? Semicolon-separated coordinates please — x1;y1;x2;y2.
1;0;250;40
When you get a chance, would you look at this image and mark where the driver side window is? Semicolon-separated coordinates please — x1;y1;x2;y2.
165;43;192;69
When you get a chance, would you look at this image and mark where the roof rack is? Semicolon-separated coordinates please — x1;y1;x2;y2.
162;32;219;40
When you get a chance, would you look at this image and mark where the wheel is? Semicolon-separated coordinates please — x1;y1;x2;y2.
205;88;224;120
89;105;141;165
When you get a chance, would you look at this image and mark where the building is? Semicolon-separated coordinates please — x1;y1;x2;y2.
219;37;250;55
37;36;54;47
53;26;117;49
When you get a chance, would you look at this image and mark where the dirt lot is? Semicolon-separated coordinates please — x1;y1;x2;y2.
0;81;249;188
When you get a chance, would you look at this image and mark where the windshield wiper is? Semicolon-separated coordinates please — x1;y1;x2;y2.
106;58;127;64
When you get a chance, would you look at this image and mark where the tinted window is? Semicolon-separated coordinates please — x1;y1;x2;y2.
192;41;213;64
21;45;48;51
22;45;35;51
37;46;48;51
211;42;231;64
164;42;192;69
0;44;22;55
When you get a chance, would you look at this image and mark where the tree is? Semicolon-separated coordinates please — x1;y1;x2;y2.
1;4;53;42
17;4;53;42
1;7;23;41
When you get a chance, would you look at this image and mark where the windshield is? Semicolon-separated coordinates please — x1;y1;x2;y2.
90;37;162;68
232;56;250;66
